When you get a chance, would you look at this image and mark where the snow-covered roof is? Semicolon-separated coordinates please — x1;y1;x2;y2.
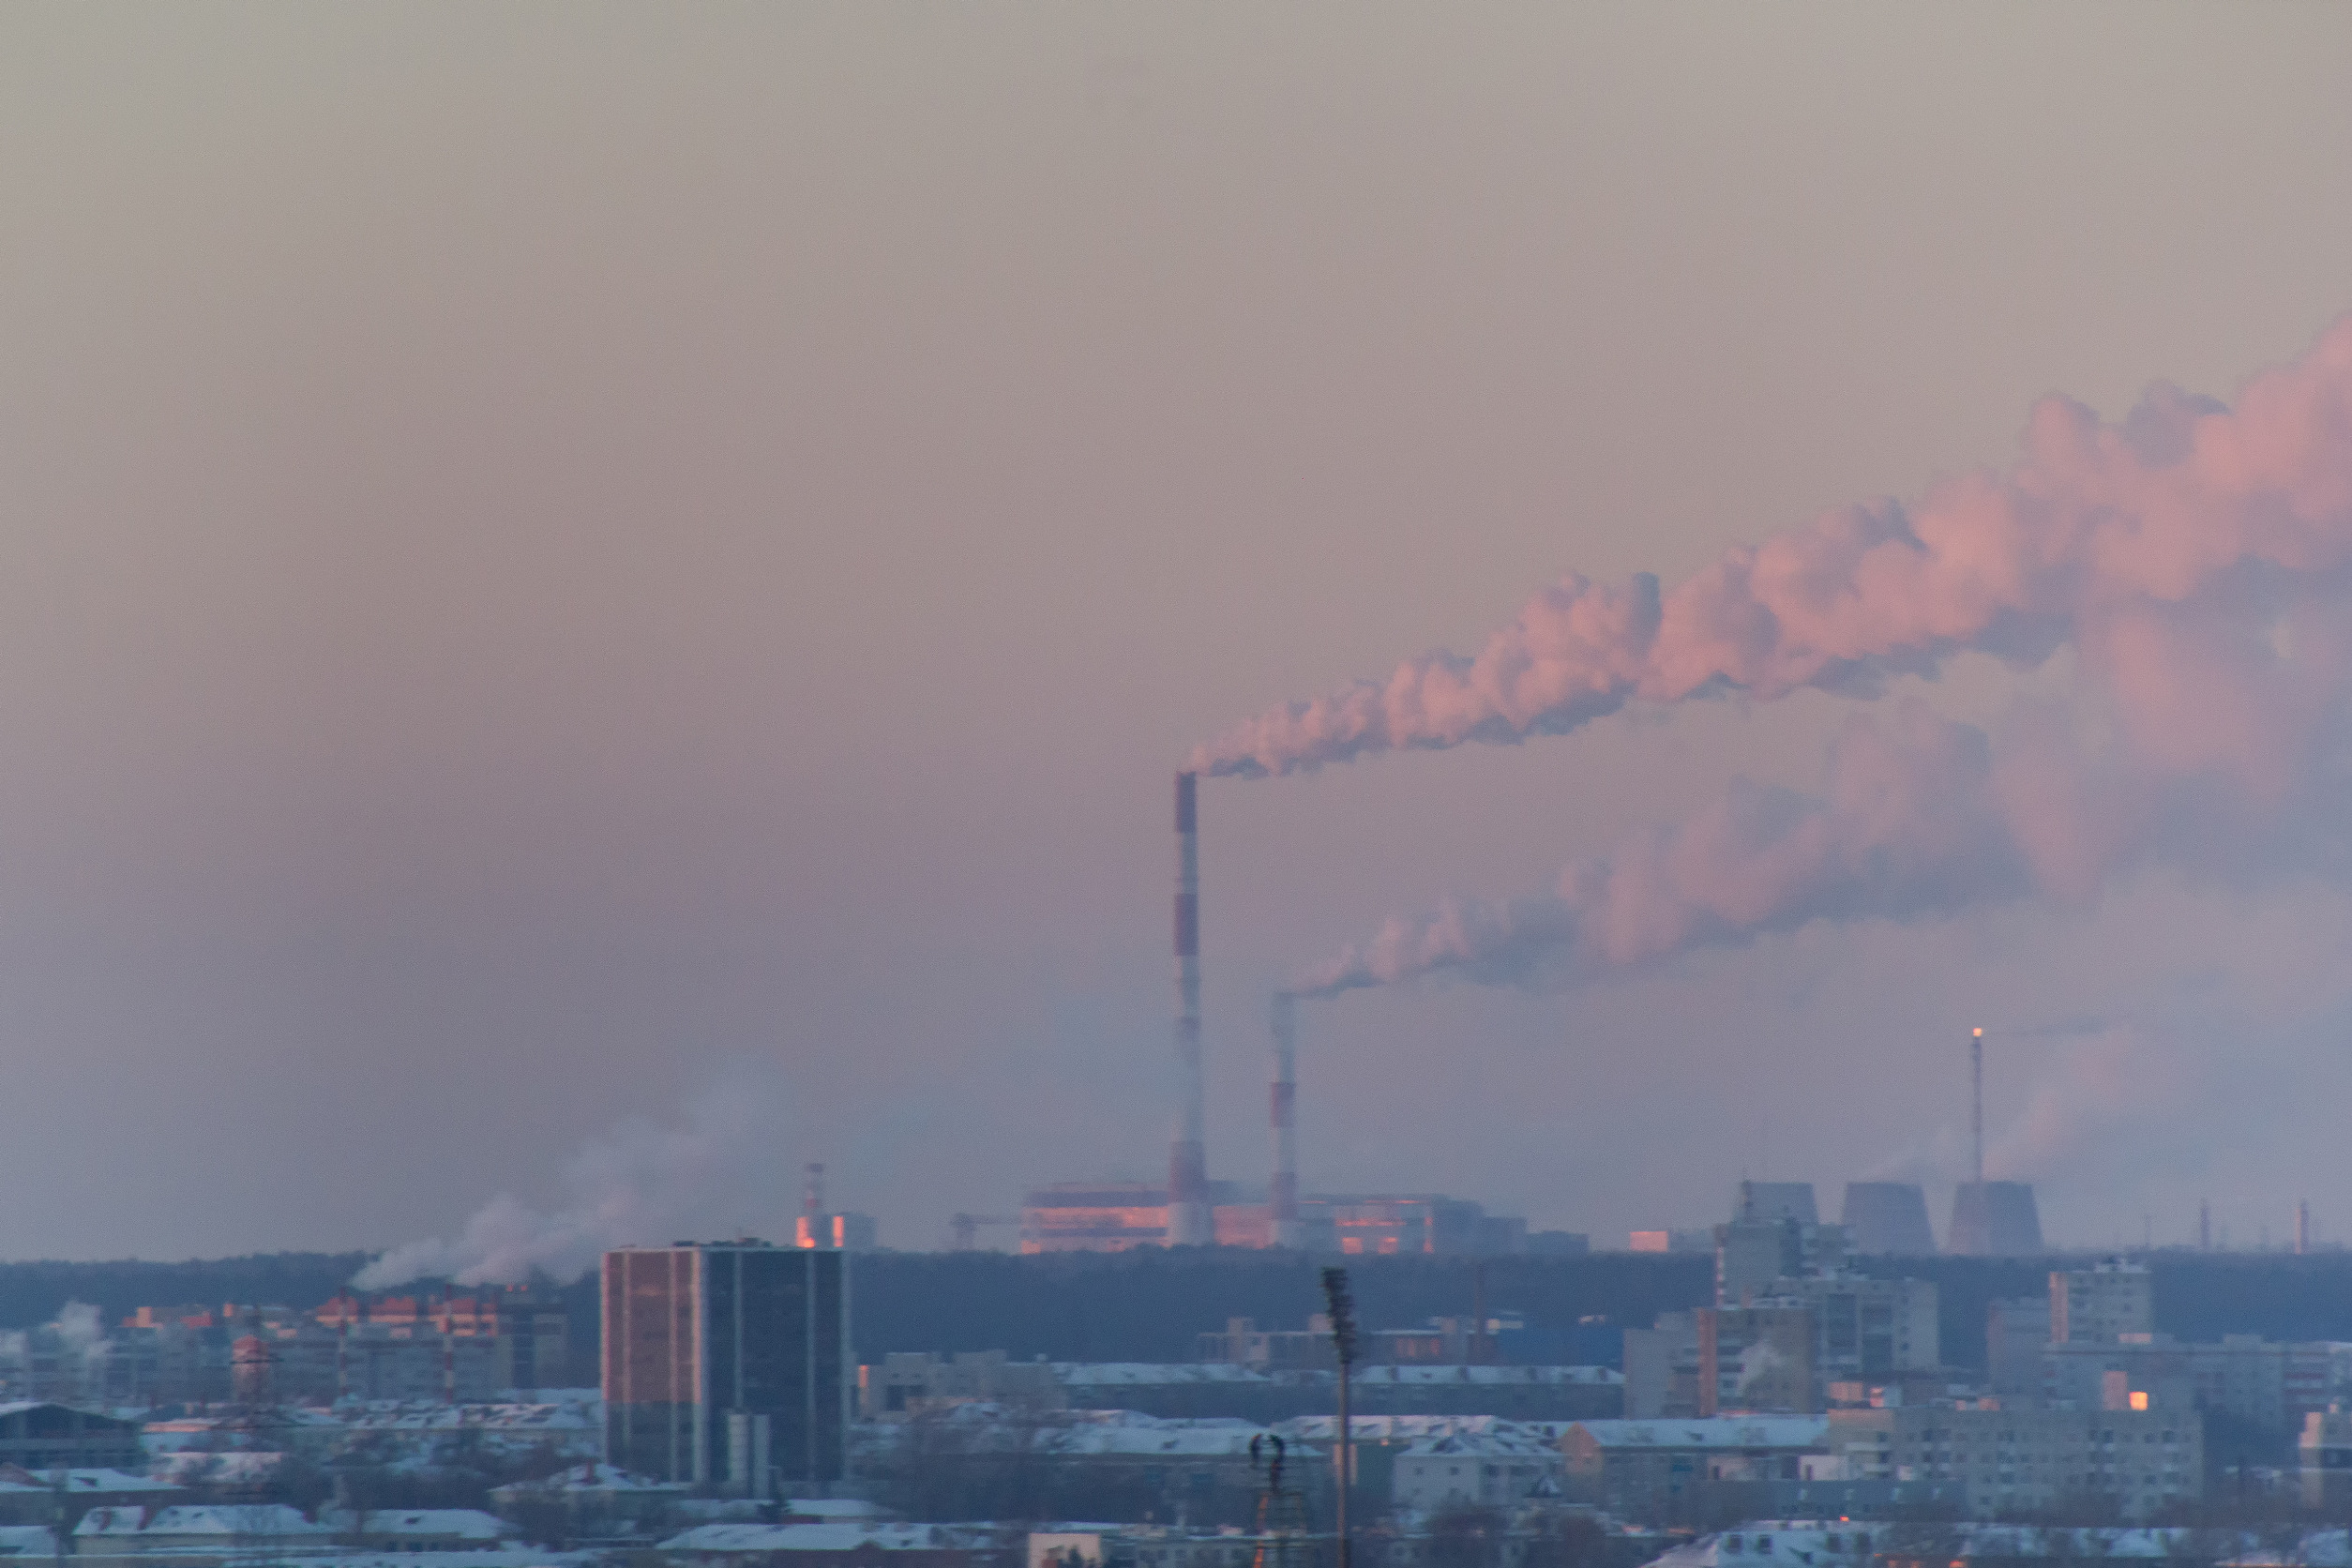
664;1523;977;1554
1277;1415;1525;1441
1570;1419;1828;1451
1650;1522;2327;1568
77;1504;331;1540
1055;1364;1272;1385
152;1451;288;1484
1050;1363;1618;1387
782;1499;893;1520
491;1461;687;1495
324;1508;511;1540
1350;1364;1621;1386
333;1400;600;1431
0;1466;175;1495
1396;1432;1563;1460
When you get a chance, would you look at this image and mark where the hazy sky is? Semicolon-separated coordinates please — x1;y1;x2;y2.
7;6;2352;1266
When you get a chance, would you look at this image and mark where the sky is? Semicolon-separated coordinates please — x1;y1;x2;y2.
6;5;2352;1268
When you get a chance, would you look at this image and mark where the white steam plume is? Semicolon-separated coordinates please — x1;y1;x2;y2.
354;1057;799;1289
1196;318;2352;777
1295;579;2352;997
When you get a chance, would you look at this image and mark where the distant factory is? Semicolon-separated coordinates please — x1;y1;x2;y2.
1014;775;1578;1257
1042;772;2048;1259
1017;1183;1560;1255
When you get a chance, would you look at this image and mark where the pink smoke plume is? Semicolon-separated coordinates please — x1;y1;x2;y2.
1196;318;2352;778
1294;573;2352;996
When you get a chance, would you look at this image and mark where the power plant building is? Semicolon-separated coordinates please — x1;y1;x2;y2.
601;1243;849;1495
1019;1184;1523;1254
1839;1183;1937;1255
1948;1181;2043;1256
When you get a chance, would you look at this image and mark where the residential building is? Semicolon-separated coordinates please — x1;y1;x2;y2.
0;1405;142;1470
1782;1276;1940;1381
0;1467;177;1527
2050;1261;2152;1345
1623;1312;1702;1420
1986;1298;2052;1397
602;1241;850;1494
2301;1410;2352;1509
1698;1307;1816;1416
1390;1430;1562;1512
75;1503;332;1554
859;1351;1064;1417
1558;1416;1830;1512
1824;1403;2201;1518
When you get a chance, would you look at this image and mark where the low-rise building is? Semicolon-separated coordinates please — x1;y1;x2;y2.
319;1507;514;1549
2301;1410;2352;1509
862;1351;1065;1417
661;1520;1008;1568
0;1404;142;1470
1560;1417;1830;1512
1391;1430;1562;1512
0;1467;178;1527
74;1502;333;1555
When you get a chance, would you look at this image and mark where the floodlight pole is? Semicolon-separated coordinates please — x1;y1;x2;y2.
1320;1266;1357;1568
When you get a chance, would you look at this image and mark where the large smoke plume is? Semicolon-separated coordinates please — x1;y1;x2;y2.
1222;319;2352;998
354;1057;798;1289
1197;320;2352;779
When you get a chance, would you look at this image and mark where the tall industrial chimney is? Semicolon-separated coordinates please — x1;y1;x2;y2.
1271;992;1303;1248
1169;772;1213;1245
1970;1026;1984;1186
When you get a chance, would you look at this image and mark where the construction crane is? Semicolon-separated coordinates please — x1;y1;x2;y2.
949;1214;1019;1251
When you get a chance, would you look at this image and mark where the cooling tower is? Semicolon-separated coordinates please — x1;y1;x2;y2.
1736;1181;1818;1225
1841;1182;1937;1254
1168;772;1213;1246
1949;1181;2043;1256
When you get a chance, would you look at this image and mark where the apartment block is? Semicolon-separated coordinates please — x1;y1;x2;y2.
602;1242;849;1495
2050;1261;2153;1345
1825;1404;2200;1518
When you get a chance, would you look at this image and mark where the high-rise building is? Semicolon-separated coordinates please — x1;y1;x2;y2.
1986;1295;2054;1395
601;1242;849;1496
2051;1259;2153;1344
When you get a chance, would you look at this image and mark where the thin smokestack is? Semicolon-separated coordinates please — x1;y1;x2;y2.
1270;992;1302;1248
1971;1028;1984;1186
1169;771;1212;1246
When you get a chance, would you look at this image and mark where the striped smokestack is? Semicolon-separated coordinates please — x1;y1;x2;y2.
1270;991;1303;1248
1168;771;1213;1245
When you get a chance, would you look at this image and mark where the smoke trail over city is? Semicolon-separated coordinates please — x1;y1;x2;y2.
354;1058;798;1289
1244;319;2352;999
1196;320;2352;779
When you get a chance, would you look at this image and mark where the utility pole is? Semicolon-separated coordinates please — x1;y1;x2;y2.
1320;1267;1357;1568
